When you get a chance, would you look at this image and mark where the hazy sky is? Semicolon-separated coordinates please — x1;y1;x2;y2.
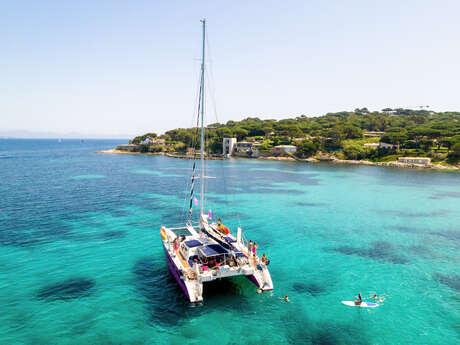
1;0;459;137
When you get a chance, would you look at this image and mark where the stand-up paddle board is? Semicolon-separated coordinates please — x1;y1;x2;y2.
342;301;379;308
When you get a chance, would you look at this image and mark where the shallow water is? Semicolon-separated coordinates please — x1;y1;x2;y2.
0;139;459;345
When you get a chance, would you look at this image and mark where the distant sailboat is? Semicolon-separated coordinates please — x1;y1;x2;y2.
159;19;273;303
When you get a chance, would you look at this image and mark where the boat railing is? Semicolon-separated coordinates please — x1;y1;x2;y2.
240;232;249;250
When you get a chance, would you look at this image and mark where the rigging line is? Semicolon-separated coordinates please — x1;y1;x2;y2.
187;70;204;224
205;35;220;126
180;60;203;224
188;55;205;223
205;34;241;229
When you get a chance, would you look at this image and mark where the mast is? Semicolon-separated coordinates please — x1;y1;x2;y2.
199;19;206;219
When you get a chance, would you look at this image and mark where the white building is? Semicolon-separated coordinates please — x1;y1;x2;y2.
236;141;253;152
223;138;237;155
273;145;297;153
379;142;399;150
398;157;431;165
363;143;379;148
364;131;384;137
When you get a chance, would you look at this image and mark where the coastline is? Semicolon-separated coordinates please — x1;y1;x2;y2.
257;155;459;171
96;149;225;160
96;149;459;171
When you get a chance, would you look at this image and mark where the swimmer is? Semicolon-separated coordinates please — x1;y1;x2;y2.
372;294;385;302
279;295;290;302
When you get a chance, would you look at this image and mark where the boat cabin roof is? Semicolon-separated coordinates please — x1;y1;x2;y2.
185;239;202;248
199;244;229;258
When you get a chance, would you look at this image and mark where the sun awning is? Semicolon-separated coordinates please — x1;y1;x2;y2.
185;240;202;248
199;244;230;257
224;236;236;243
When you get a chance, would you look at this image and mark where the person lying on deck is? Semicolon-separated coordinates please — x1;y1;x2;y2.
217;218;230;235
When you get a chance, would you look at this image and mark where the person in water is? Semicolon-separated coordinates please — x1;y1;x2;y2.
280;295;289;302
373;293;384;302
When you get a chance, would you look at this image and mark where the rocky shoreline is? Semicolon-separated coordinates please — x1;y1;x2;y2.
96;149;459;171
96;149;225;160
258;155;458;170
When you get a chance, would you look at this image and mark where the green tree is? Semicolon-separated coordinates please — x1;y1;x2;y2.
343;143;368;160
261;126;274;137
418;138;433;151
381;128;408;146
232;127;249;141
447;143;460;163
277;124;303;139
440;138;454;151
296;139;319;158
342;124;362;139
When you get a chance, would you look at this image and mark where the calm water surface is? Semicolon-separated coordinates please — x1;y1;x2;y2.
0;139;459;345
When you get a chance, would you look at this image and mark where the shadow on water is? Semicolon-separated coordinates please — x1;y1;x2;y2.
292;281;327;296
0;223;74;247
132;257;254;328
373;209;451;218
292;201;328;207
36;278;95;301
331;241;409;264
160;209;189;226
245;186;306;195
407;245;439;259
281;309;370;345
110;210;132;218
201;276;253;313
428;191;460;200
132;257;196;327
429;231;460;243
98;230;127;240
391;225;424;234
434;274;460;292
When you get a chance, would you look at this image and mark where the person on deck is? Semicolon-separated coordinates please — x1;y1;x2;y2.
217;218;229;235
201;258;209;271
209;258;216;268
261;253;268;265
173;238;179;251
248;240;253;256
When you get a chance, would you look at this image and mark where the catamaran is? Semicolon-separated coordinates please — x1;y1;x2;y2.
160;19;273;303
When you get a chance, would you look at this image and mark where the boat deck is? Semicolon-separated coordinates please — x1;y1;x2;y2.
176;250;191;269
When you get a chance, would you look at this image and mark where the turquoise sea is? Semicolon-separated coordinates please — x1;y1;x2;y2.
0;139;459;345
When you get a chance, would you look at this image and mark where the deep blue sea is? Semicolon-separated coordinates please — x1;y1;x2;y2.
0;139;459;345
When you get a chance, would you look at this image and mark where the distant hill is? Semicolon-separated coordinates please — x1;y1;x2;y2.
130;108;460;166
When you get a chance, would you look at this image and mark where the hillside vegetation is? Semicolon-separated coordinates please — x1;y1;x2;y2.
131;108;460;165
